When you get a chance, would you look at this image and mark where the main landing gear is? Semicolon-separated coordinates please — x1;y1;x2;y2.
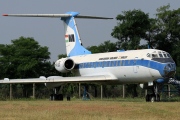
146;82;161;102
49;86;64;101
146;94;160;102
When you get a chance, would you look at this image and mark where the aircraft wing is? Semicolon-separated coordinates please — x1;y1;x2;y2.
0;75;117;84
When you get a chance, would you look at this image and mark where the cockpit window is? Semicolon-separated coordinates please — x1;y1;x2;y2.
146;51;172;59
158;51;163;58
152;54;158;58
167;53;171;58
159;54;163;58
163;53;167;58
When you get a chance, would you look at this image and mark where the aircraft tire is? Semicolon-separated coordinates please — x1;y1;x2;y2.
58;94;63;101
156;94;160;102
53;94;57;100
150;94;155;102
146;94;150;102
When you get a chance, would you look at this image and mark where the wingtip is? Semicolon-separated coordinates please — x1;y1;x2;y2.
2;14;8;16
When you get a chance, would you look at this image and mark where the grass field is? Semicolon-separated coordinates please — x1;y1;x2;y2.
0;98;180;120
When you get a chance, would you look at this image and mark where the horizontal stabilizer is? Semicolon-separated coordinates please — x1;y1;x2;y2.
2;14;113;19
2;14;71;18
76;15;113;19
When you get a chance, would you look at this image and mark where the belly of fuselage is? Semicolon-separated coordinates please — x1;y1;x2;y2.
75;66;160;83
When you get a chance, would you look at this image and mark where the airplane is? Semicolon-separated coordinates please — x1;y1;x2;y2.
1;11;177;102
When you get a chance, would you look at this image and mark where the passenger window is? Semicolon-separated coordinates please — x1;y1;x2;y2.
90;63;92;68
79;64;82;68
118;61;120;66
96;62;99;67
159;54;163;58
116;61;118;66
121;61;123;66
93;62;96;68
152;54;158;58
99;62;101;67
114;61;117;66
103;61;106;67
107;61;110;67
111;61;114;66
85;63;87;68
101;62;104;67
123;61;125;66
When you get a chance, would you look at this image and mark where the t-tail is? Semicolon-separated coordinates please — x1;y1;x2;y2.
61;12;91;57
2;11;113;57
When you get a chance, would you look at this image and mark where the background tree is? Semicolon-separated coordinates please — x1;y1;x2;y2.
154;4;180;75
0;36;50;78
144;18;159;48
0;37;53;98
111;9;151;50
154;4;180;52
87;40;117;53
111;10;152;97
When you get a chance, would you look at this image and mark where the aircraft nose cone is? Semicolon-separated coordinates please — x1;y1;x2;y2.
164;63;176;77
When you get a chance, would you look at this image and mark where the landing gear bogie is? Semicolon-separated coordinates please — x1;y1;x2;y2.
146;94;160;102
50;94;63;101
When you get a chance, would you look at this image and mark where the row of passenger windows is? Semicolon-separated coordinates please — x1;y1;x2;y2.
78;60;136;69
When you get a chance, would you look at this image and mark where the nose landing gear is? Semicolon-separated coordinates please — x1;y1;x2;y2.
146;82;161;102
146;94;160;102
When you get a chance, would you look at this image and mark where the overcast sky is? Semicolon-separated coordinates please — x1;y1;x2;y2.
0;1;179;62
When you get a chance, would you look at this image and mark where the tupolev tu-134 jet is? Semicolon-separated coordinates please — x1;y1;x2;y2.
1;11;177;102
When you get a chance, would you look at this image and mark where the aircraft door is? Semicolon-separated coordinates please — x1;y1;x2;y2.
133;57;138;73
148;60;155;77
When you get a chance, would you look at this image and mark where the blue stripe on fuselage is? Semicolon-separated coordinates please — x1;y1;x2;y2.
77;59;175;77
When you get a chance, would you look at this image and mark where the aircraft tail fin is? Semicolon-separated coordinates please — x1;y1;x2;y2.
3;12;113;57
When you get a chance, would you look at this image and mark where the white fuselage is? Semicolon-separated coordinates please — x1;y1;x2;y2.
55;49;175;84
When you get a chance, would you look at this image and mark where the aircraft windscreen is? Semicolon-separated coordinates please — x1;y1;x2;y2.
159;53;163;58
152;54;158;58
148;51;172;59
163;52;167;58
167;53;171;58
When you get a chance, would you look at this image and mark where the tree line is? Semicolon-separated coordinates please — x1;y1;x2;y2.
0;4;180;99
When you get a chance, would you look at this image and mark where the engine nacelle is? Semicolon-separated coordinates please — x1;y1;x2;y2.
55;58;75;73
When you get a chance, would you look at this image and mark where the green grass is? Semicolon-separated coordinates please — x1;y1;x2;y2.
0;98;180;120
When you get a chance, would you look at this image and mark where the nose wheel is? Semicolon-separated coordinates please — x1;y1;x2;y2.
146;82;161;102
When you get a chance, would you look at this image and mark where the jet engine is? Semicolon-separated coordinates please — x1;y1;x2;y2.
55;58;75;73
